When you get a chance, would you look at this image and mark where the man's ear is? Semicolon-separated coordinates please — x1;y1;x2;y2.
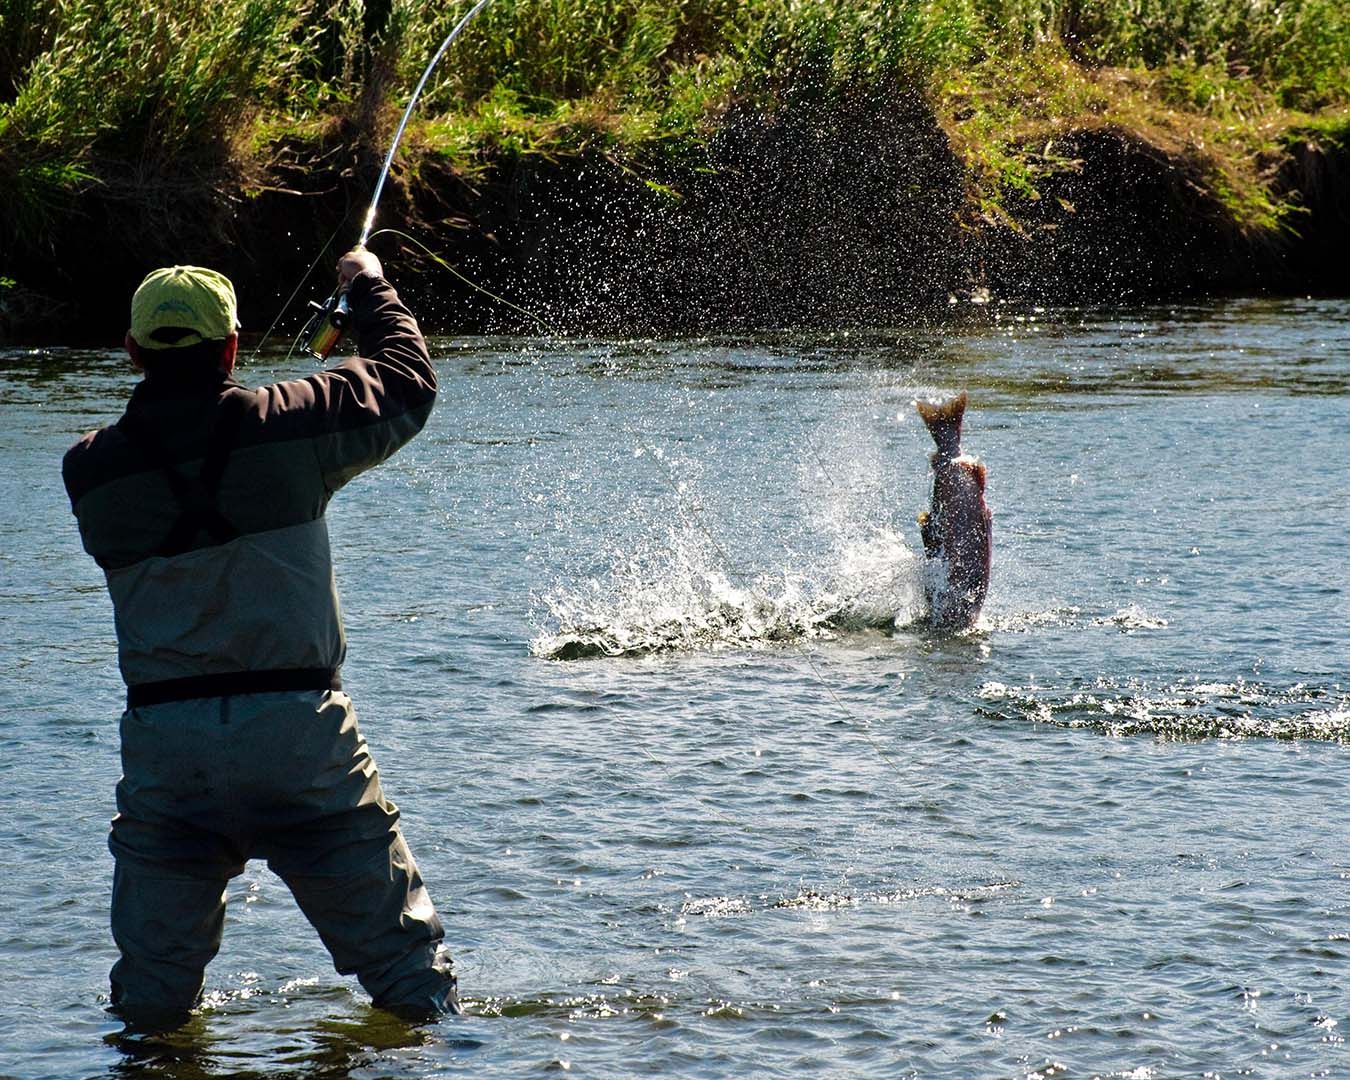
126;332;143;373
221;332;239;376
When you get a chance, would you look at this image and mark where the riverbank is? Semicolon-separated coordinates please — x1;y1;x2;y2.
2;1;1347;341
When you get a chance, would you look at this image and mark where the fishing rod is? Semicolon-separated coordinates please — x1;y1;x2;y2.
300;0;494;360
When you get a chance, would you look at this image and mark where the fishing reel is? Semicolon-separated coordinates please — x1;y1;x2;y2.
300;290;351;361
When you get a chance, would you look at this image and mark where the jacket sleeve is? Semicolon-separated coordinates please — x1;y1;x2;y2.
256;271;438;494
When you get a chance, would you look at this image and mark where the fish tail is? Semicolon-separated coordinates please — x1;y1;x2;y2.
915;391;967;457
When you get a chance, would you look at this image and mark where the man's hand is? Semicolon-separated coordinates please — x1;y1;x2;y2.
337;248;383;291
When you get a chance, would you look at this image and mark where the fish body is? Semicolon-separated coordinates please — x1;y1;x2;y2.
915;392;992;629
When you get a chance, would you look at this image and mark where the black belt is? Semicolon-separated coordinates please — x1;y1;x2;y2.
126;667;342;708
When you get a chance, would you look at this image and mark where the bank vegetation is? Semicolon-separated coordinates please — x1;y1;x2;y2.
1;0;1347;337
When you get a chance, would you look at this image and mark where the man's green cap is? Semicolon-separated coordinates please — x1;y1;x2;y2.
130;265;240;350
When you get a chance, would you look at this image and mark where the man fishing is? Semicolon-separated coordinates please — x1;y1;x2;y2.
62;249;459;1027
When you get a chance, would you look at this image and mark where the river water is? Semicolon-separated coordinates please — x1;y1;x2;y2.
2;299;1347;1078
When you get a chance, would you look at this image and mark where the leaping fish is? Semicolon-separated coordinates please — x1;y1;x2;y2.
915;392;993;629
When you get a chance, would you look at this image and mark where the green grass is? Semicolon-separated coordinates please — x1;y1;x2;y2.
1290;106;1350;148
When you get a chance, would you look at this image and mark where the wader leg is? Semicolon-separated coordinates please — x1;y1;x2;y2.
270;824;458;1016
108;857;229;1024
252;693;459;1016
110;704;244;1025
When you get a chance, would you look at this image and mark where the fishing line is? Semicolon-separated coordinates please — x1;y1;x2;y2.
288;0;897;778
248;209;356;361
776;397;912;766
365;227;554;333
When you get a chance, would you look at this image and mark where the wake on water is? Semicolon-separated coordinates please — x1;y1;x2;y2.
979;678;1350;743
527;530;1350;744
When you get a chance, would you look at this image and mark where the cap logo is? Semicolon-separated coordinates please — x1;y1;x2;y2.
153;299;197;317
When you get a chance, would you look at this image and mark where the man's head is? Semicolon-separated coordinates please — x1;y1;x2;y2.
126;265;240;378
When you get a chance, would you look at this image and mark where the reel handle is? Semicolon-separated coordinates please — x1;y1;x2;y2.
301;291;351;360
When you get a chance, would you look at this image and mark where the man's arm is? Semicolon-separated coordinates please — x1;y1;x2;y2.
257;250;439;494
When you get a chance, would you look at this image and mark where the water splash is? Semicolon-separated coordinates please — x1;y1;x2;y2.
978;678;1350;742
983;606;1084;632
531;525;921;659
1091;604;1170;632
981;604;1172;634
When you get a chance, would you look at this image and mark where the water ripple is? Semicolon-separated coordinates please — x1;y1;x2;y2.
978;678;1350;742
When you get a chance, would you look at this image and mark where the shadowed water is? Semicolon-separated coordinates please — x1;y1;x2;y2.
1;298;1347;1078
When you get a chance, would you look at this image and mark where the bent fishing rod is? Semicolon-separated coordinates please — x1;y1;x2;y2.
299;0;494;359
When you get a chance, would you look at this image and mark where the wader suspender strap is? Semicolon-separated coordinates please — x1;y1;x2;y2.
116;392;344;709
119;394;248;557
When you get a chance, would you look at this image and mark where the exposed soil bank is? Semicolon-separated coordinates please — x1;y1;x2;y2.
2;96;1347;344
974;125;1350;304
